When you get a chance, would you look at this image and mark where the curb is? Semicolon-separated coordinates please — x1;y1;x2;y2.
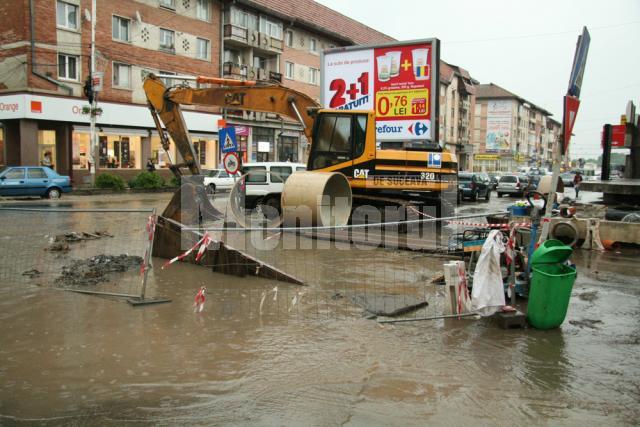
71;187;178;196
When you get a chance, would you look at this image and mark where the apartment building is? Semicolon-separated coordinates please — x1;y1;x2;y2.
219;0;393;163
439;61;477;171
0;0;222;183
472;83;558;172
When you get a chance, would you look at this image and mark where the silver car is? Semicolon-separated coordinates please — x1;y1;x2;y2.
496;174;527;197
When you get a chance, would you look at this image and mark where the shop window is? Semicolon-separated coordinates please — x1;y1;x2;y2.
58;54;79;81
38;130;57;170
252;127;274;162
151;135;177;168
56;1;78;30
0;127;4;167
72;132;89;169
97;135;141;169
278;136;298;162
194;139;206;166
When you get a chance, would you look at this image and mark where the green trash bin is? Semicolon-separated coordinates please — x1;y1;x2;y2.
526;239;577;330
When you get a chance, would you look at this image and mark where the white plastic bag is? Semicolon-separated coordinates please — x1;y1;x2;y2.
471;229;506;316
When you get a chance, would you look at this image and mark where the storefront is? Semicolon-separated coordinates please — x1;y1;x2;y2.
0;93;221;184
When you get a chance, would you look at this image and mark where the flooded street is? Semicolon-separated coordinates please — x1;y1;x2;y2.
1;192;639;425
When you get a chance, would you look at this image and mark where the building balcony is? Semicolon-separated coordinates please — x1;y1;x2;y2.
223;62;280;82
223;24;283;53
459;99;470;110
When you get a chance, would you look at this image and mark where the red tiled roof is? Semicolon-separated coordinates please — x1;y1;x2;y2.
238;0;395;45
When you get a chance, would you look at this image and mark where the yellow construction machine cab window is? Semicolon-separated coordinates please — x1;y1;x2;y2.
309;111;368;170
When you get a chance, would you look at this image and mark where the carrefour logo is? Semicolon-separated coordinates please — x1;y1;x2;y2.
408;121;429;136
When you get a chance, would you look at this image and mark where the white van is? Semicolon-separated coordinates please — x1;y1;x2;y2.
241;162;306;210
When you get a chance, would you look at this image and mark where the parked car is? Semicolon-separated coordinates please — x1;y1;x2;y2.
457;172;491;201
0;166;72;199
488;172;501;190
496;174;529;197
203;169;240;194
241;162;307;211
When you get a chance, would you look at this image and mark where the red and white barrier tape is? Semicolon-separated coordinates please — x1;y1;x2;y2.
446;220;530;228
140;215;157;276
161;232;214;269
407;205;435;219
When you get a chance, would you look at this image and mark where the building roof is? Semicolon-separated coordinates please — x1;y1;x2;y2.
440;61;476;94
476;83;520;100
238;0;395;45
477;83;552;116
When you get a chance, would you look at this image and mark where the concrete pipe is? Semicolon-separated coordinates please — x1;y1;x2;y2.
281;171;352;227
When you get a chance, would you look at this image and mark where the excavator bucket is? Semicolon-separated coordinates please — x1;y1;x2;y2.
162;178;223;226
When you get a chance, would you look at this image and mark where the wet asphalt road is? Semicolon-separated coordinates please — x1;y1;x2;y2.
0;190;638;425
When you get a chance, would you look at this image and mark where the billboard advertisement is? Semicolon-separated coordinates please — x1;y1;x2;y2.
322;40;439;142
485;100;512;152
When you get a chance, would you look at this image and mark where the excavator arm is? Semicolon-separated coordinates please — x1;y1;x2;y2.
143;74;320;177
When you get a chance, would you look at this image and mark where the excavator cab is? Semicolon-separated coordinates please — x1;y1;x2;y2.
307;110;375;177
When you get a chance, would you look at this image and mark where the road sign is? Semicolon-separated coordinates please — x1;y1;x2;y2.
567;27;590;98
223;152;240;175
220;126;238;153
563;95;580;153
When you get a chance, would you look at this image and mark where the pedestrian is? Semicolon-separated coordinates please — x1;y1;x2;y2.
41;151;53;169
146;158;156;173
573;171;583;198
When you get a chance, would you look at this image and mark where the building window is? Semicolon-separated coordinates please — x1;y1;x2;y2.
112;16;130;42
196;0;210;21
159;28;175;52
228;7;258;30
309;38;317;52
285;62;294;79
159;0;176;10
253;56;266;70
285;30;293;47
159;70;176;86
196;38;209;60
112;63;131;89
56;1;78;30
260;17;282;40
58;54;78;81
309;67;318;85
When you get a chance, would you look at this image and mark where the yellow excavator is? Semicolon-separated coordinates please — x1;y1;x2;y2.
143;74;457;227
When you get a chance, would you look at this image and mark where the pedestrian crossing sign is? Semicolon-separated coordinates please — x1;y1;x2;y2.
220;127;238;153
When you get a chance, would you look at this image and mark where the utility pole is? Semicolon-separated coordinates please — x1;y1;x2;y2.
89;0;97;185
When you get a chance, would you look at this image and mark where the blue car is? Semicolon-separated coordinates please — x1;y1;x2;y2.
0;166;72;199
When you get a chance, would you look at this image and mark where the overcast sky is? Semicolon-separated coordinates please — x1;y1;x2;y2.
316;0;640;160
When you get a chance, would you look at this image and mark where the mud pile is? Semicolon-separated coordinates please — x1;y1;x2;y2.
56;254;142;287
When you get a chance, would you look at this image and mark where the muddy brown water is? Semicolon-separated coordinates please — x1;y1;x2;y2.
0;193;639;425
